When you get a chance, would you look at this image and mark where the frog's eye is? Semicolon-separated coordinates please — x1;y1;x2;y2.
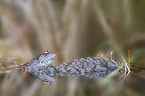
19;66;25;72
21;66;25;70
21;66;24;69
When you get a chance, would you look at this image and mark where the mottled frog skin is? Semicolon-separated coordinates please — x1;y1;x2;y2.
20;51;56;83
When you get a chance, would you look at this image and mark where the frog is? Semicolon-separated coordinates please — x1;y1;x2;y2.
19;51;56;84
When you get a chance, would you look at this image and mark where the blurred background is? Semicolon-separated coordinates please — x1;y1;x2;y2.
0;0;145;96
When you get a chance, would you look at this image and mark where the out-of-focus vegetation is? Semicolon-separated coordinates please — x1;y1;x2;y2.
0;0;145;96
